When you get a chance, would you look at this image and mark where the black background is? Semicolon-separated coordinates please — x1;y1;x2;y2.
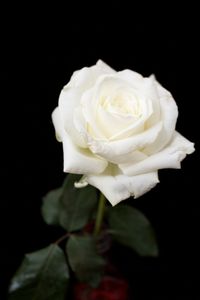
1;2;199;299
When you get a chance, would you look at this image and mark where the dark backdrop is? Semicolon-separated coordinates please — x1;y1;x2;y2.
1;2;199;299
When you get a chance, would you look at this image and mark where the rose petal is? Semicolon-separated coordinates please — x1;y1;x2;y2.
88;121;163;160
96;106;136;139
85;164;159;206
144;79;178;154
62;133;108;174
66;60;116;92
117;71;161;128
52;107;108;174
81;88;106;140
58;88;87;147
116;69;143;86
60;61;116;143
108;150;147;164
119;131;195;176
143;76;161;127
52;107;64;142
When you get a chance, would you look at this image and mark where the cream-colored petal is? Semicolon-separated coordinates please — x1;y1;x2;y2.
52;107;64;142
116;69;144;86
96;59;116;73
117;71;161;128
96;106;135;139
52;107;107;174
119;131;195;176
86;164;159;206
62;132;108;175
81;88;106;140
144;80;178;154
88;121;163;160
58;87;86;148
142;76;161;127
66;60;116;92
107;150;147;164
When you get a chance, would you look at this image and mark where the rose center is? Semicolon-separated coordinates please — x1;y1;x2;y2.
100;90;142;120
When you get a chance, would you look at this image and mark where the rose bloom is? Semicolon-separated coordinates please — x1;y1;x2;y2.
52;60;194;205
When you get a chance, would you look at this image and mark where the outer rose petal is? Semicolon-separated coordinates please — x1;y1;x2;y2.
144;79;178;154
66;60;116;92
58;88;87;148
85;165;159;206
52;107;63;142
52;108;108;174
119;131;195;176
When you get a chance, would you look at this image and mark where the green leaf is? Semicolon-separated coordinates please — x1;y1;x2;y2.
41;174;98;232
59;174;98;232
8;244;70;300
108;204;159;257
66;235;105;287
41;188;63;225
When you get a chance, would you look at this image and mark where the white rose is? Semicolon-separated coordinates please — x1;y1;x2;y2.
52;60;195;205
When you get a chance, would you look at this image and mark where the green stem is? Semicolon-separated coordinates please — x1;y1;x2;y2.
54;232;70;245
93;193;106;236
